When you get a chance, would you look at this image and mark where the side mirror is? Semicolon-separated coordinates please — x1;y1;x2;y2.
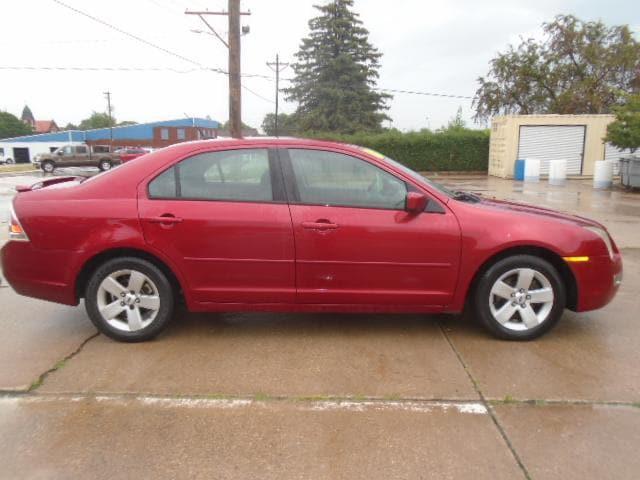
405;192;428;213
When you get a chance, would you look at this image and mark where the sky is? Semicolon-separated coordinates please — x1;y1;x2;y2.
1;0;638;132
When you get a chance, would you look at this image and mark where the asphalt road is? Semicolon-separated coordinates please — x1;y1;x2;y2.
0;175;639;479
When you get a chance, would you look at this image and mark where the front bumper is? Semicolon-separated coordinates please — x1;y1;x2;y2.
569;252;623;312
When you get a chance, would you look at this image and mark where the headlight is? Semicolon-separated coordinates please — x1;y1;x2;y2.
585;226;614;259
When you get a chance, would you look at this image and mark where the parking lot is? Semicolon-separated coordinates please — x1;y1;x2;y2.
1;172;639;479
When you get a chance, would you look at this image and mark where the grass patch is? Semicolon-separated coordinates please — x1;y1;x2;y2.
382;393;402;401
0;164;38;173
502;395;517;404
295;395;333;402
253;392;271;401
28;378;43;391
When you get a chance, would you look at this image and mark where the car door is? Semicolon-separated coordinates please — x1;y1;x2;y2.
138;147;296;305
280;147;461;306
74;145;90;167
57;145;75;167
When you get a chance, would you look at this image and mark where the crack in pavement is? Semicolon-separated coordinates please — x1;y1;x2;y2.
437;318;533;480
0;390;636;410
27;332;100;392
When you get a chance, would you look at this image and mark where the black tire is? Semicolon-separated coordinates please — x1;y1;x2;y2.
85;257;175;342
41;161;55;173
474;254;566;341
6;158;14;165
98;159;112;171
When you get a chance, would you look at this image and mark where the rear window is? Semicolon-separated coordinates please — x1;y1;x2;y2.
148;149;273;202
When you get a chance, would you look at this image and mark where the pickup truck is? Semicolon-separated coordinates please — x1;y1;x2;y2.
35;144;121;173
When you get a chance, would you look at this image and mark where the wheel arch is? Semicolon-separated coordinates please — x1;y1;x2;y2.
75;247;184;303
465;245;578;311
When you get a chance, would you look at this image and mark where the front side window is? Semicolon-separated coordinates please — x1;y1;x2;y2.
288;149;407;210
148;149;273;202
62;146;73;155
75;146;88;154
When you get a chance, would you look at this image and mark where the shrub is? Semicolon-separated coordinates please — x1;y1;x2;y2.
304;129;490;171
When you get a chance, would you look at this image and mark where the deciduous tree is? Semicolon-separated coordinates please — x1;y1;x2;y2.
474;15;640;122
0;111;33;139
605;94;640;153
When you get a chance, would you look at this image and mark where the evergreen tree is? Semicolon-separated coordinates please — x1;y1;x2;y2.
21;105;35;125
285;0;391;133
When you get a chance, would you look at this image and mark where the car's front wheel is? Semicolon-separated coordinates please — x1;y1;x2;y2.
41;161;55;173
474;254;565;340
85;257;175;342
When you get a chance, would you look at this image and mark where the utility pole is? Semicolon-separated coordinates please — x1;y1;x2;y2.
104;91;113;147
185;1;250;139
266;54;289;137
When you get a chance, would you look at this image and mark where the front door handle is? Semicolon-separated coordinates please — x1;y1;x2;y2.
147;215;183;224
302;220;338;231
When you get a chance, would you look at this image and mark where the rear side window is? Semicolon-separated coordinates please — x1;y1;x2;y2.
148;149;273;202
288;149;407;210
148;168;176;198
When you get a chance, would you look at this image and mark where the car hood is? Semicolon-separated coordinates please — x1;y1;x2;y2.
475;197;603;228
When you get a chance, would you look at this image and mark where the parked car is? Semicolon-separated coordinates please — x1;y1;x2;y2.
35;144;121;172
1;138;622;342
0;148;14;164
116;147;149;163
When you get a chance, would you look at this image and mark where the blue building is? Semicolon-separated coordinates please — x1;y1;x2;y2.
0;118;220;164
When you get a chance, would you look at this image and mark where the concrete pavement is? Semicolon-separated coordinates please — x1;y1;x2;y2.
0;175;639;479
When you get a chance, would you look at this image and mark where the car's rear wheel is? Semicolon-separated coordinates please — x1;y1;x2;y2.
474;255;565;340
85;257;174;342
99;159;112;171
41;161;55;173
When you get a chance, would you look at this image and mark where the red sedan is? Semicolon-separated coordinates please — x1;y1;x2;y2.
1;138;622;342
117;147;149;163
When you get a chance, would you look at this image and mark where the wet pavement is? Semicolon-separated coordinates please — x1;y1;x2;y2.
1;174;639;479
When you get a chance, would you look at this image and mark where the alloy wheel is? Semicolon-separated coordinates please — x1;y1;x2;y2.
96;269;161;332
488;268;554;331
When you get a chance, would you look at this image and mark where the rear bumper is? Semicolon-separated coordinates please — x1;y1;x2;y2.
570;253;623;312
1;241;79;305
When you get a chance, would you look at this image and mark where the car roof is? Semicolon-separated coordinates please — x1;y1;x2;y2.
169;136;356;152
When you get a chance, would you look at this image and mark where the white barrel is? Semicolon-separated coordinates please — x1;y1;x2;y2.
548;159;567;185
593;160;613;189
524;158;540;182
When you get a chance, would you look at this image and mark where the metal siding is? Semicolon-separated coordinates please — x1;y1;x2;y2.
1;118;219;143
517;125;585;175
604;143;633;175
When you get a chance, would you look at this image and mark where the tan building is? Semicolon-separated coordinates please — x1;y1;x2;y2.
488;114;626;178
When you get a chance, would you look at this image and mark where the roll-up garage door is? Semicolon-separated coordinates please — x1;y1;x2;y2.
517;125;585;175
604;143;633;175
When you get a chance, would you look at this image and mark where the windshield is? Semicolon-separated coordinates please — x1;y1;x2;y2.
359;147;455;197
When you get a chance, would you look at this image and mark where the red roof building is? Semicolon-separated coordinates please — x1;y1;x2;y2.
33;120;59;134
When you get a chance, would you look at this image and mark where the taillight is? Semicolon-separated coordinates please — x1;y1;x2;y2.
9;204;29;242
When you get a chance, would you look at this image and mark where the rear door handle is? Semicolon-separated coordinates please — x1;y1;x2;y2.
147;215;183;224
302;221;338;230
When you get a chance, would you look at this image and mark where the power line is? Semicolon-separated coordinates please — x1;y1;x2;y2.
50;0;224;73
377;88;474;100
49;0;273;102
